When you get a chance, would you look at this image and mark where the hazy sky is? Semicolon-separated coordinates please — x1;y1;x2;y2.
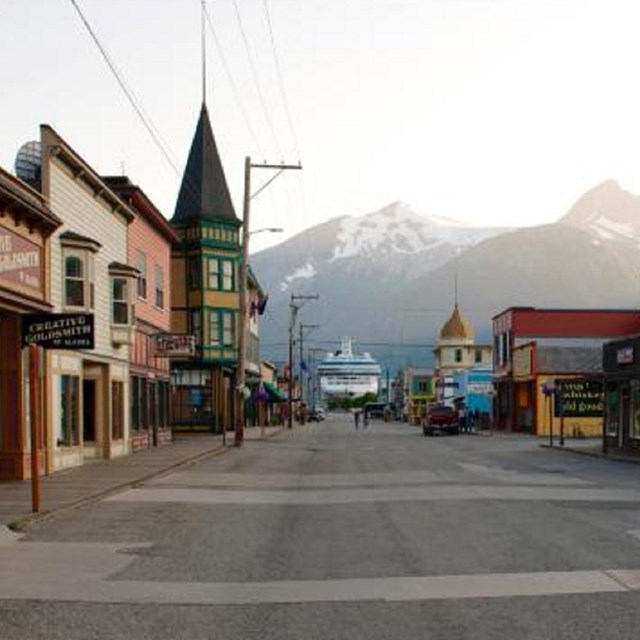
2;0;640;251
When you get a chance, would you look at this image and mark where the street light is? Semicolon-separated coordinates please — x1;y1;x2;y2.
235;156;301;447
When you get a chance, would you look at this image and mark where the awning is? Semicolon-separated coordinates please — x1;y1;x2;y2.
264;381;286;402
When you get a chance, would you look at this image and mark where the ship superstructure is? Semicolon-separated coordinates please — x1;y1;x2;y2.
317;337;381;399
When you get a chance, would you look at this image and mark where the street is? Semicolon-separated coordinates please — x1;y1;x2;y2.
3;415;640;639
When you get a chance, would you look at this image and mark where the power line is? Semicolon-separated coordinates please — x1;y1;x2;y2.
261;0;301;160
69;0;182;179
231;0;284;160
203;2;266;159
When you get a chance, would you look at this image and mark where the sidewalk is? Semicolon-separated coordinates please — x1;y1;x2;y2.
0;425;284;530
541;438;640;466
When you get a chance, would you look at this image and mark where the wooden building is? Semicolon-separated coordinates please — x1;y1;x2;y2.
0;165;61;480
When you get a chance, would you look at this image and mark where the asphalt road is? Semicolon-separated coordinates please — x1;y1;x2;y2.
3;414;640;639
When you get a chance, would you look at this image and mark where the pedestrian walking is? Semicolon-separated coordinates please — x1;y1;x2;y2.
354;410;360;430
458;406;468;434
363;410;369;429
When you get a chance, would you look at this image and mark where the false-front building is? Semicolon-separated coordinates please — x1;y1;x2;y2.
0;165;61;480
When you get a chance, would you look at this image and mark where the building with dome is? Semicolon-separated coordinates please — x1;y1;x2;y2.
433;304;492;403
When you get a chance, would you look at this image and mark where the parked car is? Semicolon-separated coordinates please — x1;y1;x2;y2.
308;406;326;422
423;405;459;436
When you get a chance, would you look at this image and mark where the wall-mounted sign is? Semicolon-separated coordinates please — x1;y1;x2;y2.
154;334;196;358
22;313;94;349
513;345;533;379
617;347;634;364
0;228;42;294
554;379;603;418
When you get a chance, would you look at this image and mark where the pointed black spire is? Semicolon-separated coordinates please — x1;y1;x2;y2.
172;103;238;224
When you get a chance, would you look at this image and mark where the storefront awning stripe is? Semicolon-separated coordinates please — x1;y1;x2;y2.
263;381;285;402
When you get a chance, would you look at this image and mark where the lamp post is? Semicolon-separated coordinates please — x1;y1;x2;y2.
235;156;300;447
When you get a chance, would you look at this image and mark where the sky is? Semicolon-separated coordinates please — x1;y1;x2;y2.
2;0;640;252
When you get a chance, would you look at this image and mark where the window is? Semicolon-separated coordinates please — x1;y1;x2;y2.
65;255;85;307
208;312;220;347
137;251;147;299
131;376;143;432
155;266;164;308
206;258;220;290
112;380;124;440
190;310;202;346
188;256;201;289
112;277;129;325
455;348;463;363
475;349;483;364
632;381;640;439
222;261;233;291
223;312;235;348
60;375;80;446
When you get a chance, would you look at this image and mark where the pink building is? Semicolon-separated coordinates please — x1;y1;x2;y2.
106;177;179;450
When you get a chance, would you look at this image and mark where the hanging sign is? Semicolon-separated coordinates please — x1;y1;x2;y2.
22;313;94;349
154;333;196;358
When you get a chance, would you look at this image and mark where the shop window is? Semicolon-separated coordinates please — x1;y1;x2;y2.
632;383;640;439
112;380;124;440
606;387;620;436
60;375;80;446
131;376;142;431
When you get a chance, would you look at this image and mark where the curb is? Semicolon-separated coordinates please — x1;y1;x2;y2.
540;443;640;466
9;442;229;532
9;426;288;531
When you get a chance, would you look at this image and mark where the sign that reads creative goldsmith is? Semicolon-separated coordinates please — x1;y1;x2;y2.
0;228;42;293
22;313;94;349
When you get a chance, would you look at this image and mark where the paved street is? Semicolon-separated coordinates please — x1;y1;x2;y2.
3;415;640;639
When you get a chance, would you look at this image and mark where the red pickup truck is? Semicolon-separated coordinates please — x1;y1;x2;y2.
423;405;459;436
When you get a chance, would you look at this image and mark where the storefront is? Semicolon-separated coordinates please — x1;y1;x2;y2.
0;167;61;480
603;336;640;452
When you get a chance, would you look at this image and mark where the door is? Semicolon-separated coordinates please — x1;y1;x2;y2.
83;379;96;443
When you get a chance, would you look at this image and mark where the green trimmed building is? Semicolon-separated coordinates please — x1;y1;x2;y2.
170;104;242;432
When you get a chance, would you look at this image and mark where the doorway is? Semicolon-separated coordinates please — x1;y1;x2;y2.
83;379;96;443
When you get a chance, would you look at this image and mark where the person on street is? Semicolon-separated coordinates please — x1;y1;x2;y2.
458;406;468;434
354;409;360;430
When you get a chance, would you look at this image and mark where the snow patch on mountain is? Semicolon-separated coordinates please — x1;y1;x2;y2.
330;201;510;262
590;215;635;240
279;262;316;292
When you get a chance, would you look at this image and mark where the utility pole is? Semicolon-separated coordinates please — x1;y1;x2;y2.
287;294;319;429
299;323;319;406
235;156;301;447
308;347;325;410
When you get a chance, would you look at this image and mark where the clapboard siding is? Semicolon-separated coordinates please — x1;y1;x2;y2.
48;160;129;362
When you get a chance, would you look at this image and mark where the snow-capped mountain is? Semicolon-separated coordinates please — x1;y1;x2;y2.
560;180;640;244
262;201;511;294
252;187;640;371
330;201;507;261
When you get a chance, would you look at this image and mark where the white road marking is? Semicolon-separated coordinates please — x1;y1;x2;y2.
106;484;640;506
0;538;637;604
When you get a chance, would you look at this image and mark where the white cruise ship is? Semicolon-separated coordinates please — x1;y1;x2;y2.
317;338;381;399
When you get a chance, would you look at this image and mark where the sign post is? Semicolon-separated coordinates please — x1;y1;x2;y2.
29;343;41;512
21;312;95;513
